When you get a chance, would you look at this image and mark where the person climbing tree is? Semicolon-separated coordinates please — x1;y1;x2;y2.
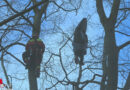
22;34;45;77
72;18;88;65
22;51;30;69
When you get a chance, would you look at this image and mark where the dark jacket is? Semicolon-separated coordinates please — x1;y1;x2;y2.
26;38;45;54
73;18;88;52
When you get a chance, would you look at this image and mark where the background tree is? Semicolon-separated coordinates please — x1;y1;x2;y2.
0;0;83;90
96;0;130;90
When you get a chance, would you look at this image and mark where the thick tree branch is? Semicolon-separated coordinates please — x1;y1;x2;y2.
115;30;130;36
32;0;39;13
109;0;120;24
96;0;107;26
77;65;82;86
118;41;130;50
40;0;49;15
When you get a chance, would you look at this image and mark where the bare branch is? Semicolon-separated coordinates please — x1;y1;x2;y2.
3;0;34;27
0;42;25;52
0;0;48;26
115;11;128;28
51;1;80;12
118;41;130;50
5;51;25;66
119;8;130;11
1;52;11;88
81;74;102;88
115;30;130;36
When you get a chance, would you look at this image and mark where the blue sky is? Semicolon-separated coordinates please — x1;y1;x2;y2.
0;0;130;90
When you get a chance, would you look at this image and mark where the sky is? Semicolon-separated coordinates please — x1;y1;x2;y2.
0;0;130;90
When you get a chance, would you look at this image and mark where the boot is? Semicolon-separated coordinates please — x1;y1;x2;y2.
25;60;31;69
75;56;79;64
25;65;28;69
25;64;31;69
35;65;40;77
79;61;84;65
79;56;84;65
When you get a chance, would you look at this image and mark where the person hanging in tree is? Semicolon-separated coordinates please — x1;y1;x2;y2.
72;18;88;65
22;34;45;77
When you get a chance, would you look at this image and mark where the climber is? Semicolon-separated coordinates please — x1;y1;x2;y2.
72;18;88;65
22;51;30;69
22;34;45;77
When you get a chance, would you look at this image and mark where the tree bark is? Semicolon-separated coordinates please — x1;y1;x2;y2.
96;0;120;90
28;69;38;90
28;6;42;90
100;46;107;90
74;85;82;90
28;1;49;90
105;28;118;90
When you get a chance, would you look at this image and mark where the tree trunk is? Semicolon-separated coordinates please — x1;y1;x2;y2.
104;28;118;90
100;25;119;90
28;69;38;90
74;86;82;90
100;38;108;90
28;1;49;89
96;0;120;90
28;13;41;90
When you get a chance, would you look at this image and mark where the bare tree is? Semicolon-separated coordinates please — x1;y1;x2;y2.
0;0;83;90
96;0;130;90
